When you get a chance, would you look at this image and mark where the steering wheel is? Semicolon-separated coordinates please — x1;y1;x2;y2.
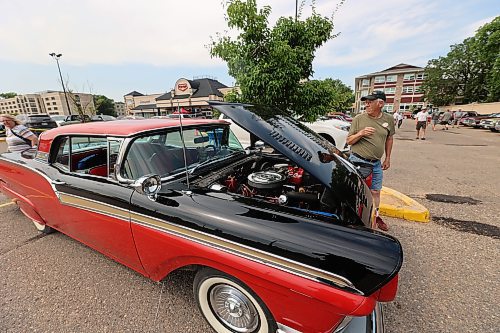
204;144;217;156
147;152;158;163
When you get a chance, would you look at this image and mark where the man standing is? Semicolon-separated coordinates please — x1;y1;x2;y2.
431;108;441;131
452;109;463;128
441;110;452;130
347;91;395;231
415;108;428;140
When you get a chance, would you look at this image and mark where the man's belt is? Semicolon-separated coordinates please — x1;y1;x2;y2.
351;152;379;163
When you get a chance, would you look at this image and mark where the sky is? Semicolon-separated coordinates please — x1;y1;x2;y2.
0;0;498;102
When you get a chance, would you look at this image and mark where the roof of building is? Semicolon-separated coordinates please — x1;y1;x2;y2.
356;63;425;79
156;78;228;100
125;91;144;97
131;104;157;110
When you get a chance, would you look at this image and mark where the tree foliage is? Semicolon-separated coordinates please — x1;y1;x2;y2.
0;92;17;99
210;0;347;120
94;95;116;116
422;16;499;106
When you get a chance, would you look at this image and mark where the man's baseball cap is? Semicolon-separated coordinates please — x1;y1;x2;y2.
361;90;386;102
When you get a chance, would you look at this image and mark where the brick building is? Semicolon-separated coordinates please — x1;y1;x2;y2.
354;64;428;114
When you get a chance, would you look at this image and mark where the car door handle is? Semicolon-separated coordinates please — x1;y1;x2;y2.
51;180;66;185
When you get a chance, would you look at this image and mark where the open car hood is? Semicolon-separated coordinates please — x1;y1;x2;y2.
210;102;372;225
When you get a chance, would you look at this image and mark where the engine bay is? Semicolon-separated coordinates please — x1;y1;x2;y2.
195;154;336;218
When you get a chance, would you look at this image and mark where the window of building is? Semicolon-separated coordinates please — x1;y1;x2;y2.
53;107;58;110
404;73;415;81
402;86;414;94
362;79;370;86
52;102;57;105
414;85;423;93
51;97;55;100
416;73;426;80
383;104;394;112
48;107;52;110
386;75;397;83
45;97;49;100
361;90;369;97
374;76;385;83
385;87;396;94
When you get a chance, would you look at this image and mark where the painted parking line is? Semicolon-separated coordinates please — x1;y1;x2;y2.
0;200;15;208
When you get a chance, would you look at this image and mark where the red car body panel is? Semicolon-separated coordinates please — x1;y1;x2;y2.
131;222;379;332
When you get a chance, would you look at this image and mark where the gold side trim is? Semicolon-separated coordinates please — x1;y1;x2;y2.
58;192;359;293
58;193;130;221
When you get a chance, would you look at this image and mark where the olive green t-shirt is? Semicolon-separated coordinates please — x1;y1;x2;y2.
348;112;395;160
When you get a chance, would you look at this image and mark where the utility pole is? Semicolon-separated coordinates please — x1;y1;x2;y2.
49;53;72;115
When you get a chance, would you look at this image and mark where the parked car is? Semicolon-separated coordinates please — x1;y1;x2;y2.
220;114;350;152
92;114;117;121
0;102;402;333
50;115;67;127
478;113;500;130
60;114;92;126
461;114;495;128
495;122;500;132
327;112;352;122
15;114;58;135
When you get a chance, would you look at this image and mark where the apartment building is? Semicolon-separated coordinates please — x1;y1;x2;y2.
0;91;94;116
0;94;45;115
354;63;428;114
124;77;229;118
114;101;126;117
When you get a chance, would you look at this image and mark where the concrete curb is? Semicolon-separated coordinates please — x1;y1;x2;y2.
380;186;430;223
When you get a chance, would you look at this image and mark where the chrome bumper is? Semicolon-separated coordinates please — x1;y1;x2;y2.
276;303;384;333
336;303;384;333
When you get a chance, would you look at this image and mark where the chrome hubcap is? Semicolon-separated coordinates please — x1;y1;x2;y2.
209;284;259;332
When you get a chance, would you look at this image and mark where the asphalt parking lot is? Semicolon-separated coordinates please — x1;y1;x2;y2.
0;121;499;333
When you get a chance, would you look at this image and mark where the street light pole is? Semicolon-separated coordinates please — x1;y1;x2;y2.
49;52;72;115
295;0;298;21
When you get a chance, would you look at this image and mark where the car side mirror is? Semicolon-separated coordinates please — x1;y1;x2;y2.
132;174;162;201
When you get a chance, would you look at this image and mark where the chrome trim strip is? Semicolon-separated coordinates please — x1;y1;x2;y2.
58;192;360;293
277;322;302;333
129;209;361;294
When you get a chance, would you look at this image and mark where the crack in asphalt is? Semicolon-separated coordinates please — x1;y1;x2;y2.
0;233;49;256
433;216;500;240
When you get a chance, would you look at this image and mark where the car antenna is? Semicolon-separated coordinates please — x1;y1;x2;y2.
177;101;191;189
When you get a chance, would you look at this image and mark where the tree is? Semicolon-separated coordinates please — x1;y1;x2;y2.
422;16;499;106
94;95;116;116
210;0;343;120
0;92;17;99
474;16;500;102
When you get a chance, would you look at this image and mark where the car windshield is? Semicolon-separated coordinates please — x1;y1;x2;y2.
121;125;244;179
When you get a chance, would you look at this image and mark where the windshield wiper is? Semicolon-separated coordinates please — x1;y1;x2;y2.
189;155;222;174
190;150;243;174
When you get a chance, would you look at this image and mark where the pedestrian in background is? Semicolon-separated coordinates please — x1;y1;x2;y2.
347;90;394;231
0;114;38;152
440;110;452;130
415;108;428;140
431;108;440;131
396;112;404;129
452;109;463;128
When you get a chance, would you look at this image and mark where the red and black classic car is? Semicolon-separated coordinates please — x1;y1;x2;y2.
0;102;403;333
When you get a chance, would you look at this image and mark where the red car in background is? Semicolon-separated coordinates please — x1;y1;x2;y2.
327;112;353;122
